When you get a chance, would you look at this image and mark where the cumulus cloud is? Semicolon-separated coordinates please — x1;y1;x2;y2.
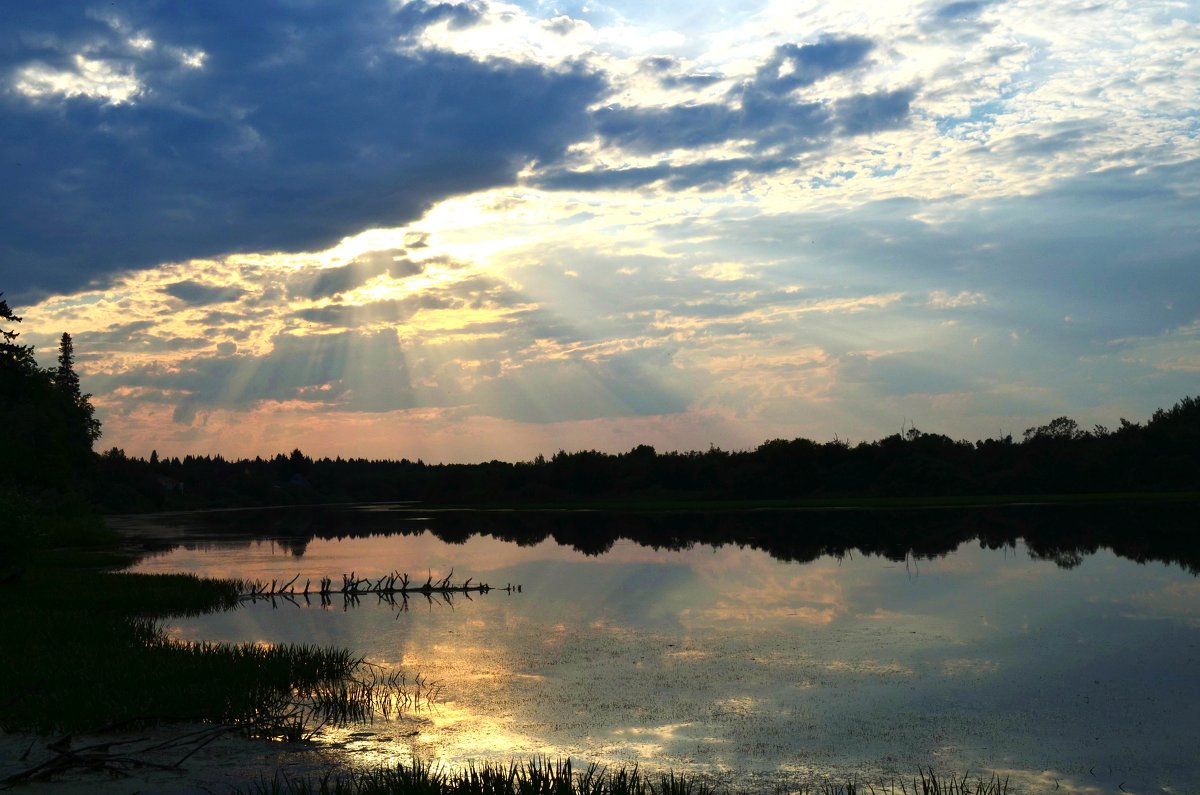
752;37;875;94
535;35;914;190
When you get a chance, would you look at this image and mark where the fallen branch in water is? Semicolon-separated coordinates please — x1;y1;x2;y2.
1;725;238;785
240;570;521;601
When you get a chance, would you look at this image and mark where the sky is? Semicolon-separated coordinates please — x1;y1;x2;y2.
2;0;1197;462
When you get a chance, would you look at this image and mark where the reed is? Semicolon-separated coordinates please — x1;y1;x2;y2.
236;760;1010;795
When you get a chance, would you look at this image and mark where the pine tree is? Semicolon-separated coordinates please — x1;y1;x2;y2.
54;332;101;443
55;332;82;398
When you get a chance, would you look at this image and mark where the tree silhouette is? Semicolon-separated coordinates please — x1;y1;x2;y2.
0;296;102;493
55;333;80;398
0;293;36;373
54;332;101;444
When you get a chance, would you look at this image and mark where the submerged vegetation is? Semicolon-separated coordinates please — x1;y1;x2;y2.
237;759;1010;795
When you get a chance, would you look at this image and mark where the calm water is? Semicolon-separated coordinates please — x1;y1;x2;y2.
120;506;1200;793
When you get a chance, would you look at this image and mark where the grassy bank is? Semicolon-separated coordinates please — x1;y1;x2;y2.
0;495;376;737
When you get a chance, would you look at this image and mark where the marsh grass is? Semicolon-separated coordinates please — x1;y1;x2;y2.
1;511;419;738
242;758;716;795
238;760;1010;795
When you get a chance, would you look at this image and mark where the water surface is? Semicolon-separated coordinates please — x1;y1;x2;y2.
121;506;1200;793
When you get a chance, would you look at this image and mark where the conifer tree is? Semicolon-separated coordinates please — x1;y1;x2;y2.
55;332;81;399
54;332;100;443
0;293;36;373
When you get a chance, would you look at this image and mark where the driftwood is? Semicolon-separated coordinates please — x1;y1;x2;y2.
240;570;521;609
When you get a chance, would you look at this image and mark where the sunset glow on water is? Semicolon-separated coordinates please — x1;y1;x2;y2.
126;508;1200;793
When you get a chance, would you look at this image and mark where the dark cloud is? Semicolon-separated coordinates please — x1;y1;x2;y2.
287;251;423;299
933;1;993;22
394;1;485;33
640;56;723;88
542;16;585;35
536;156;796;191
923;0;1002;32
75;320;157;348
202;309;262;325
291;294;455;326
753;37;874;95
75;319;209;354
659;73;725;89
974;121;1101;158
566;35;908;184
0;2;606;300
835;88;916;135
163;280;248;306
592;38;878;158
641;56;677;73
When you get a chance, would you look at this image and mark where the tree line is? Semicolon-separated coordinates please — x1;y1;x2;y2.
91;395;1198;512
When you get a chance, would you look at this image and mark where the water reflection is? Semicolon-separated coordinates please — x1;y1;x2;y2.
117;501;1200;574
119;505;1200;793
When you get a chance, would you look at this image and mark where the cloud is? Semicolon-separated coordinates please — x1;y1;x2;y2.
639;56;723;89
291;294;456;327
468;351;690;423
95;328;418;424
75;320;157;348
0;2;606;300
752;37;875;95
287;251;424;299
163;280;248;306
923;0;1001;33
535;156;796;191
394;1;485;34
590;36;882;160
534;35;911;191
835;89;917;135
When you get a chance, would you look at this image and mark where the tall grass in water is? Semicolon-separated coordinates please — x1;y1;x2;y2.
243;758;716;795
0;559;425;736
240;760;1010;795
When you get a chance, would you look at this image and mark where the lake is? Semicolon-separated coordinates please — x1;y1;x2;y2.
117;503;1200;793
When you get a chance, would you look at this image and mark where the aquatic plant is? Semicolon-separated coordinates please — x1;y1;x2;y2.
235;760;1010;795
0;556;431;737
240;757;718;795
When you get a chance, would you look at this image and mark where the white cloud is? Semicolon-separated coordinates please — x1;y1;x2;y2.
13;54;142;104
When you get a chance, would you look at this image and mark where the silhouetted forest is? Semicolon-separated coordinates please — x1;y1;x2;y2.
93;397;1198;512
